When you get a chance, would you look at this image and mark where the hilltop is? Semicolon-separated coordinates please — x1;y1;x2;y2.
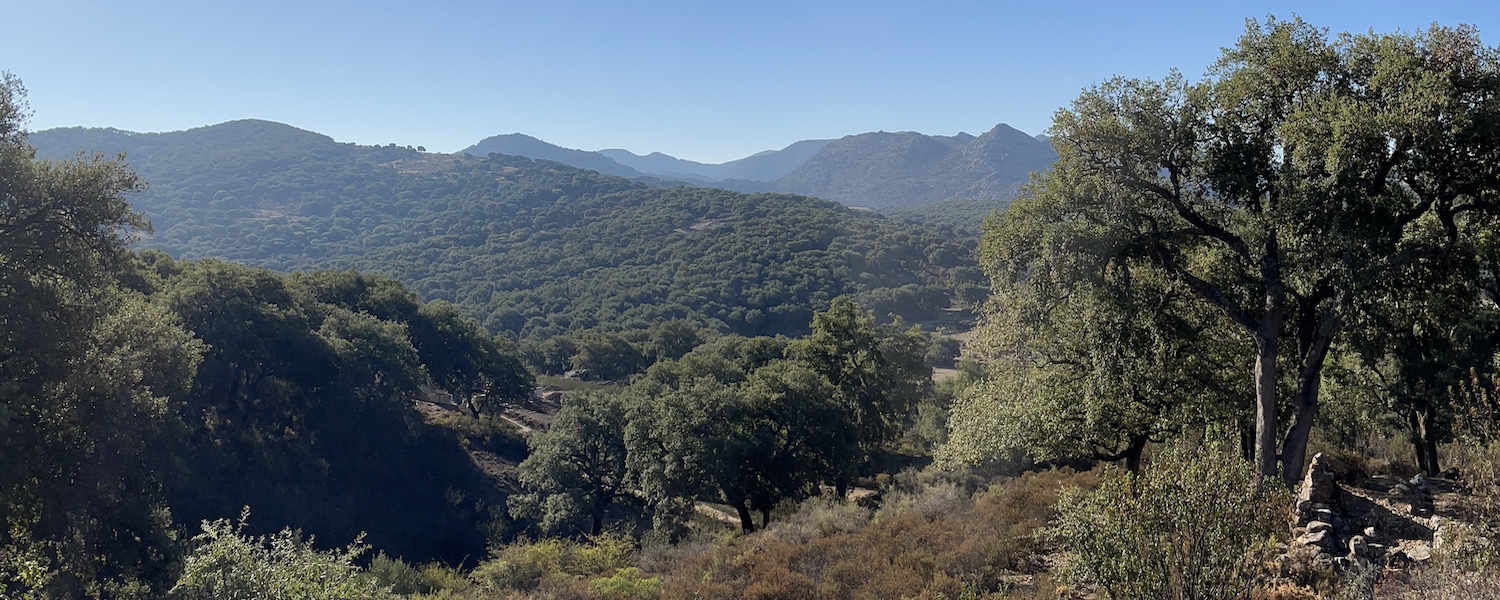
30;121;985;340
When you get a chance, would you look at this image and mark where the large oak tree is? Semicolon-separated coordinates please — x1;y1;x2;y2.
1006;19;1500;484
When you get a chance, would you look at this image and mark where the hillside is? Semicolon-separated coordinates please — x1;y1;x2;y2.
30;121;984;341
885;196;1013;234
599;138;831;182
455;126;1053;211
463;133;644;178
774;124;1056;208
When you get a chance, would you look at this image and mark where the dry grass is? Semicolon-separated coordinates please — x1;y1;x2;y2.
651;468;1097;600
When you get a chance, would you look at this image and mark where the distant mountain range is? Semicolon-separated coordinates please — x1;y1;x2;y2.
776;124;1056;209
464;124;1055;209
37;117;1053;217
598;139;831;183
28;120;985;339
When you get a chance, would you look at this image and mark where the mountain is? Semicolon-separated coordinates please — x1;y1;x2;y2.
773;124;1056;209
599;138;832;182
464;133;644;178
30;122;984;341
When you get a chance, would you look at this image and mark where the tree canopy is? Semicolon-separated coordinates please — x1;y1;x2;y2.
975;18;1500;484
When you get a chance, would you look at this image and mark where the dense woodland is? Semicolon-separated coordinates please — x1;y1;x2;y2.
28;124;984;344
5;15;1500;600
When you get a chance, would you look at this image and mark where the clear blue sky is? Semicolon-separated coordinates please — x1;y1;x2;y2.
12;0;1500;163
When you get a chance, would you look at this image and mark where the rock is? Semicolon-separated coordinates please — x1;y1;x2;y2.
1363;526;1377;538
1408;498;1433;517
1406;544;1433;562
1306;521;1334;535
1390;483;1413;497
1348;535;1369;559
1409;474;1428;489
1298;453;1340;505
1300;529;1334;549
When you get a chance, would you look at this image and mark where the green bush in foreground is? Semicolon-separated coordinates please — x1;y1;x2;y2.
1054;442;1287;600
169;509;393;600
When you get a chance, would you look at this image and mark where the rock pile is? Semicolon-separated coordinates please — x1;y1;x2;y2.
1293;453;1342;555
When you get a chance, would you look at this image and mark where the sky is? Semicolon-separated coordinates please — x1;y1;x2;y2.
11;1;1500;163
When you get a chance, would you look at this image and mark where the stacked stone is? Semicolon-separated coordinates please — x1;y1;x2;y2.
1293;453;1342;557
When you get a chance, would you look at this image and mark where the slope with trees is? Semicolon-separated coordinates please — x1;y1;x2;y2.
30;124;979;343
1;75;542;595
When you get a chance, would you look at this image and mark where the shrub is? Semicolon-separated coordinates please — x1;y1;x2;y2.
655;469;1094;599
367;553;433;595
590;567;663;600
471;534;635;593
1053;442;1288;600
169;509;394;600
471;539;565;592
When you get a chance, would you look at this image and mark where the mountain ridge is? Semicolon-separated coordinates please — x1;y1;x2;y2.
28;121;986;341
773;123;1057;209
35;118;1056;211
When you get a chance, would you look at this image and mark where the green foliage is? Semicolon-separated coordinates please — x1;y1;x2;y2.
0;72;202;597
367;553;436;596
789;298;932;484
169;509;394;600
884;196;1014;236
946;187;1250;472
589;568;662;600
1053;442;1288;600
158;258;524;565
1016;17;1500;483
570;332;649;381
29;123;976;343
620;302;935;534
512;393;630;535
470;534;634;593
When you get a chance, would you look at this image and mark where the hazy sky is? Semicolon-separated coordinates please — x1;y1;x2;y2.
12;1;1500;162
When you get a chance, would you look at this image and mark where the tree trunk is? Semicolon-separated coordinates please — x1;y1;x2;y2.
1279;380;1321;487
1123;434;1148;474
1420;406;1440;477
1409;411;1429;475
734;503;754;533
728;494;754;533
760;508;771;530
835;472;850;499
591;493;613;535
1253;330;1281;483
1280;309;1339;486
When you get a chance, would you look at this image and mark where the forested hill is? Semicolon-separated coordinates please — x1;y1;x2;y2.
30;121;985;340
775;123;1058;209
464;133;646;178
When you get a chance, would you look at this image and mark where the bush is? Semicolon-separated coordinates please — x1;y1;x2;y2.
367;553;433;595
655;469;1093;599
471;534;635;593
590;568;663;600
1053;442;1287;600
169;509;394;600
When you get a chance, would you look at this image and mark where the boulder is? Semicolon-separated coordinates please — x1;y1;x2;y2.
1406;544;1433;562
